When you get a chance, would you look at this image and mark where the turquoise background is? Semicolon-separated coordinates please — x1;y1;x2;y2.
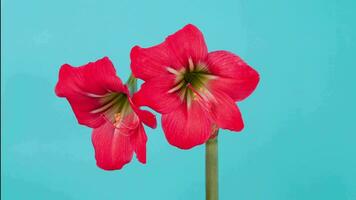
2;0;356;199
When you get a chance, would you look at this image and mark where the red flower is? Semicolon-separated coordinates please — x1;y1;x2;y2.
55;57;156;170
130;24;259;149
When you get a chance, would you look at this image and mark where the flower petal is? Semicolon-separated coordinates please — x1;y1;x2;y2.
166;24;208;66
130;124;147;164
91;121;134;170
162;102;213;149
127;96;157;128
135;109;157;129
130;24;208;81
132;74;182;114
130;43;176;81
55;57;126;128
207;51;259;101
209;90;244;132
115;111;140;132
55;57;125;97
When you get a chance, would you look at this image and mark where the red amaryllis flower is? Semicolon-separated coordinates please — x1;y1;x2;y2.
55;57;156;170
130;24;259;149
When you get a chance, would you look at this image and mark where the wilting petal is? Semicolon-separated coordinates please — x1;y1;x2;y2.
92;121;134;170
132;74;182;114
166;24;208;66
130;124;147;164
55;57;126;128
162;102;213;149
209;90;244;131
207;51;259;101
130;43;176;81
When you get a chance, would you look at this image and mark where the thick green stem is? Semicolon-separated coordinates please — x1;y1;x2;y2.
206;131;218;200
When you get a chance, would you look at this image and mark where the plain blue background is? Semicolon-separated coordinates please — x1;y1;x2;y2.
2;0;356;199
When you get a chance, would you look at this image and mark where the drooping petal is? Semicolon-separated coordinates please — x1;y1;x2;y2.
55;57;126;128
207;51;260;101
91;121;134;170
134;109;157;129
130;124;147;164
162;102;213;149
127;96;157;128
132;74;182;114
130;43;179;81
166;24;208;66
209;90;244;132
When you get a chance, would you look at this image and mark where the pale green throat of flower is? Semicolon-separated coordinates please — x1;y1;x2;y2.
90;75;137;128
167;58;217;107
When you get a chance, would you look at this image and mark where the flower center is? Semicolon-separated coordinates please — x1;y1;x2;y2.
167;58;217;106
183;71;202;85
91;93;134;126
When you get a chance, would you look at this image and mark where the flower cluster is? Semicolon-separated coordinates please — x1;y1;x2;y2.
55;24;259;170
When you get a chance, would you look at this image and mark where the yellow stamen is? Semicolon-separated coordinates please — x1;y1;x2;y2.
113;113;121;127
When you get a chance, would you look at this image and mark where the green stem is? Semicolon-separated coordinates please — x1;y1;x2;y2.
126;74;137;94
206;130;218;200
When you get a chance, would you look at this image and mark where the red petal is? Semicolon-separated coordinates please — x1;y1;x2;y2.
92;121;134;170
132;74;182;114
127;96;157;128
166;24;208;66
135;109;157;129
130;124;147;164
55;57;126;128
207;51;259;101
116;112;140;132
130;24;208;81
130;43;176;81
209;90;244;131
162;102;213;149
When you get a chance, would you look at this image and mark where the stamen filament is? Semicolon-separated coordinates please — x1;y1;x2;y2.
166;67;180;75
91;95;121;114
188;58;195;72
168;81;185;93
